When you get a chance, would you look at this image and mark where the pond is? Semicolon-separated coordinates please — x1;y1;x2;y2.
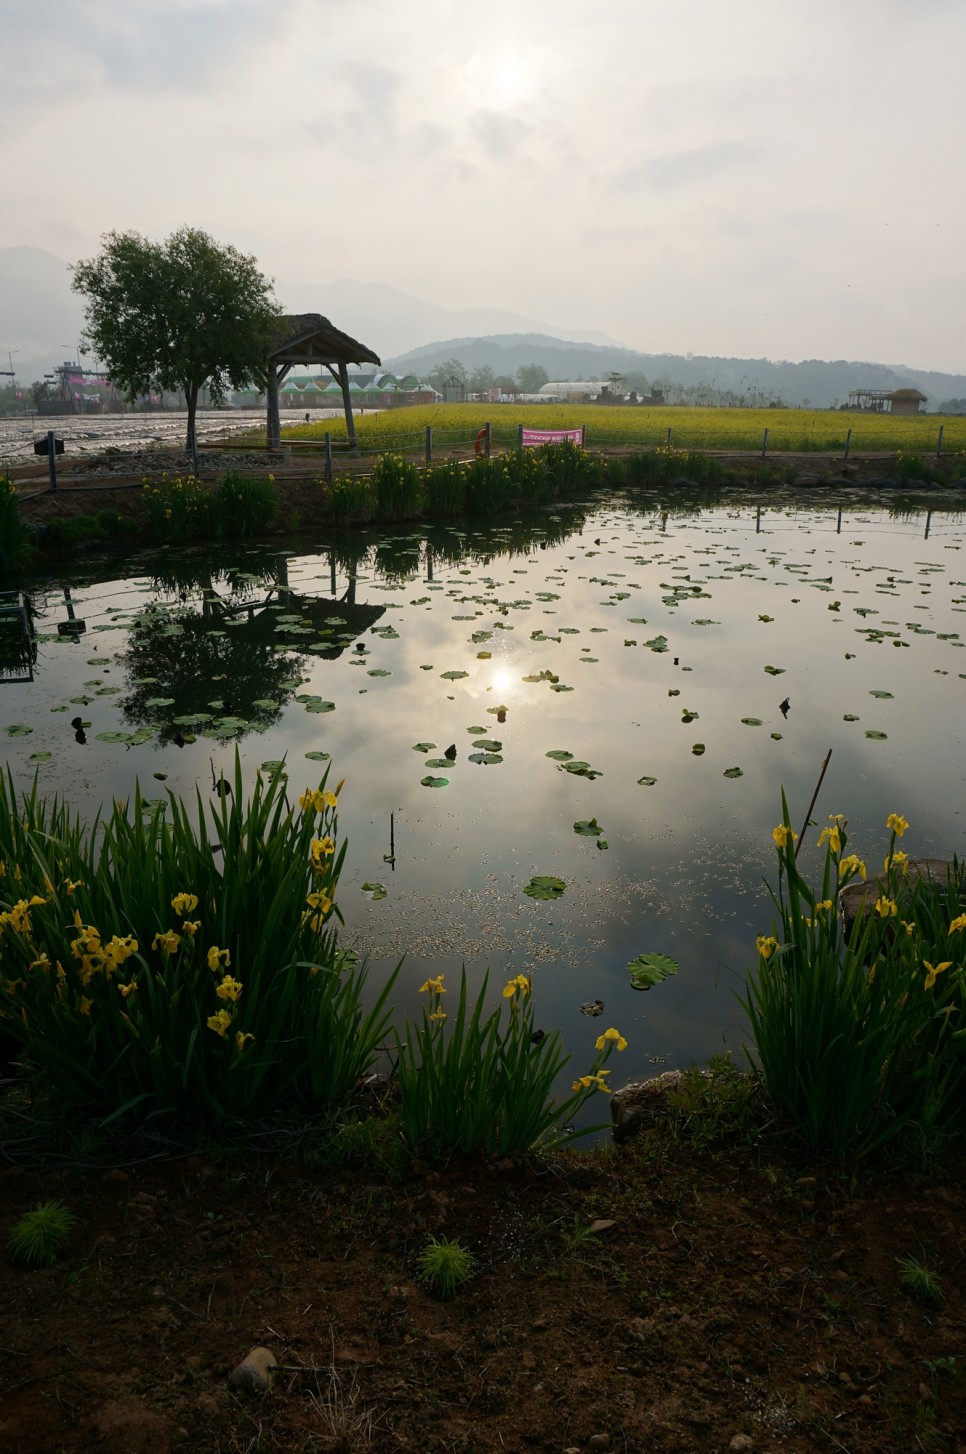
3;488;965;1097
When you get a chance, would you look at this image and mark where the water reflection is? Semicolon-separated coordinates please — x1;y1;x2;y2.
4;491;965;1090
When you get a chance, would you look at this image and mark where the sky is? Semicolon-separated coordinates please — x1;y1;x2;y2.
2;0;965;372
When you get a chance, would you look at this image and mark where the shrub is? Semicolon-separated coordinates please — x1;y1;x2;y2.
214;470;276;536
396;970;627;1161
418;1236;476;1299
328;475;376;525
742;798;966;1156
422;461;468;517
8;1201;76;1268
0;476;32;578
372;453;422;520
0;756;397;1126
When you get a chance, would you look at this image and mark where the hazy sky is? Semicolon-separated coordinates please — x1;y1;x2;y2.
2;0;964;370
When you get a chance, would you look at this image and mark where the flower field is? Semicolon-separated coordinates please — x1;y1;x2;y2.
284;402;966;457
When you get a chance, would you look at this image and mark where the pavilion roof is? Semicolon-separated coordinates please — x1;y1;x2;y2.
268;313;381;369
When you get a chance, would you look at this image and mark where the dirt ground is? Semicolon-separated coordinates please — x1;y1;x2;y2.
2;1076;965;1454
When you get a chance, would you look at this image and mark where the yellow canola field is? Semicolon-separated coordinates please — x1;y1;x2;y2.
284;403;965;456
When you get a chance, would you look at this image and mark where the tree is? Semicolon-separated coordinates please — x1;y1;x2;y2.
71;227;281;454
469;364;496;396
427;357;467;395
492;375;519;396
516;363;549;395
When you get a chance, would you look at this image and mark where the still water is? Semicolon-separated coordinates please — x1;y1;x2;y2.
3;491;964;1088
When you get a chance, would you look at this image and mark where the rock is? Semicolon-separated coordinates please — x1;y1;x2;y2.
729;1436;754;1452
228;1346;276;1393
589;1436;612;1450
840;858;964;941
611;1070;710;1141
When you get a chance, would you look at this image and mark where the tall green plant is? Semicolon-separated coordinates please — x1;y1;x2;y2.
372;453;422;520
396;970;627;1161
0;476;31;578
743;798;966;1156
0;757;396;1125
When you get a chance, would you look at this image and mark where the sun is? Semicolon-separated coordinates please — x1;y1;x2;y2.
462;47;544;113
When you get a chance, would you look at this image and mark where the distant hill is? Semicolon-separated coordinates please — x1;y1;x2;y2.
386;336;966;412
4;246;965;410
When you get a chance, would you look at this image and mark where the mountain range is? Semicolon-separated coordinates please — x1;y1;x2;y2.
3;245;965;410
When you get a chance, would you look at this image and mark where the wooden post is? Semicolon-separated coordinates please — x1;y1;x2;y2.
666;427;672;448
266;364;282;449
484;421;491;459
425;426;432;465
330;548;337;596
755;505;762;534
761;427;769;458
844;428;852;461
936;425;944;458
337;363;357;448
46;431;58;491
324;433;333;483
836;506;843;534
518;423;524;450
925;509;932;541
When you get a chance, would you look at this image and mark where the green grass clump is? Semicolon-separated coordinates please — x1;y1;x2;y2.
417;1236;476;1299
897;1255;944;1304
8;1200;76;1267
0;475;32;578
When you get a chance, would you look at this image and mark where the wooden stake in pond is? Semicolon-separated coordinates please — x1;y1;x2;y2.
795;748;832;859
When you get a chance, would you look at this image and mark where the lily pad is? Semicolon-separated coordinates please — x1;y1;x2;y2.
468;752;503;765
440;670;469;680
471;739;502;752
573;818;604;837
723;766;744;778
304;751;331;761
523;875;566;900
361;881;388;900
420;775;449;787
740;718;763;726
425;758;452;768
869;690;894;699
579;1000;605;1017
691;743;705;756
28;751;53;761
367;669;392;678
561;760;602;780
643;635;669;652
546;750;573;761
681;709;699;724
95;732;132;743
628;951;680;991
637;775;657;786
413;743;437;753
764;665;786;676
865;730;888;740
4;725;33;736
843;714;860;722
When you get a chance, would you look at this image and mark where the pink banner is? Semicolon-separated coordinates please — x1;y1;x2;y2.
521;427;584;447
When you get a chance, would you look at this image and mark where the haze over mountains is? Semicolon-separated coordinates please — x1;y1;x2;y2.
3;245;965;410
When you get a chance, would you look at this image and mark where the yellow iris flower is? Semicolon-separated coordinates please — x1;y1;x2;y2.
171;892;199;915
886;813;909;837
595;1027;628;1052
419;975;446;994
756;934;779;960
207;1008;232;1036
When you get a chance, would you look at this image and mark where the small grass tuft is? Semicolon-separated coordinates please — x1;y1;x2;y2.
9;1200;76;1267
897;1254;944;1304
417;1235;476;1300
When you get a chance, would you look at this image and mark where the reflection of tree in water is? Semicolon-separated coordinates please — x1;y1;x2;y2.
120;597;307;747
120;564;387;746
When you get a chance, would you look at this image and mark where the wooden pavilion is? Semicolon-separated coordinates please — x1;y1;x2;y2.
265;314;381;448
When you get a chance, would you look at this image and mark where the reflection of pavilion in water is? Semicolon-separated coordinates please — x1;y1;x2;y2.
0;591;37;684
118;554;388;745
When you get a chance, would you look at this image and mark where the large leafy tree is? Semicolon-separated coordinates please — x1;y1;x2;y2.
72;227;281;452
516;363;549;394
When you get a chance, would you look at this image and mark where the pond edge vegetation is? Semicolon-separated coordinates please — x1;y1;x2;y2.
1;759;963;1171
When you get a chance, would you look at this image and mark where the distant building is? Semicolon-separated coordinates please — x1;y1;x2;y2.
276;369;436;410
847;387;928;415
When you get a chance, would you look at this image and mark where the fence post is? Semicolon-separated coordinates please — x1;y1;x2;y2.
485;421;491;460
425;426;432;465
47;430;58;491
518;423;524;450
937;425;944;459
324;432;332;483
761;427;769;459
666;427;672;449
844;428;851;461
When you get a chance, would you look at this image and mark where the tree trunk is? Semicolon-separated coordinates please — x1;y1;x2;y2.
185;383;200;476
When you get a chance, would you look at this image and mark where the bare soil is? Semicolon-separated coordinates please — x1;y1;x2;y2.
2;1081;965;1454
